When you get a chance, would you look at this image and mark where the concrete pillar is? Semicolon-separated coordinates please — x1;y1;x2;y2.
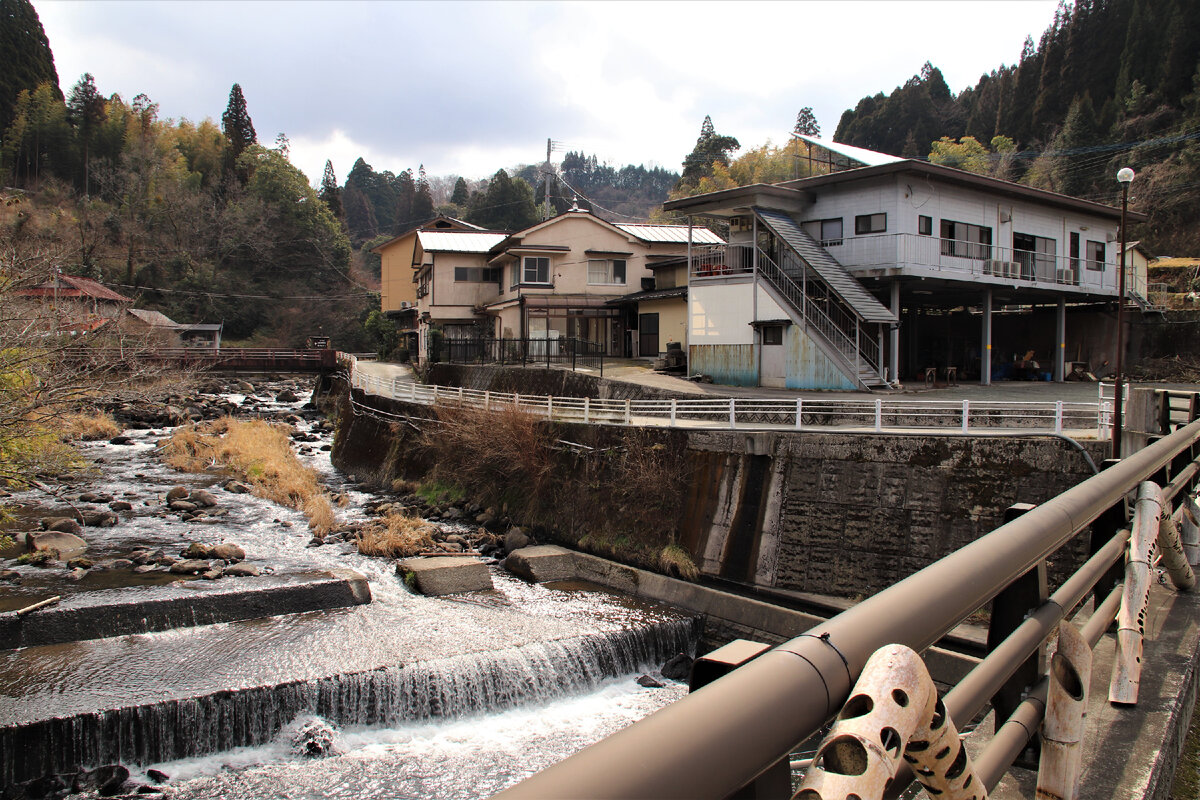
1055;296;1066;382
890;281;901;384
982;288;993;386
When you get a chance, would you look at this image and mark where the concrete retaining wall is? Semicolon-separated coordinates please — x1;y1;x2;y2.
335;381;1105;600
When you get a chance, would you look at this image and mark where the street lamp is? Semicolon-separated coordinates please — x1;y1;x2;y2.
1112;166;1135;458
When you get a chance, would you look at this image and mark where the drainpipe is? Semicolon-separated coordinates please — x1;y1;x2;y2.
752;215;760;384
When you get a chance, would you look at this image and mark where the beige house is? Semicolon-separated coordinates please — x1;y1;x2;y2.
412;229;509;360
477;210;722;357
374;216;489;346
607;256;690;357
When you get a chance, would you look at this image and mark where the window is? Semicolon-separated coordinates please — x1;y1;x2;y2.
522;256;551;284
1069;232;1081;271
761;325;784;346
1086;241;1106;271
587;259;626;285
1013;233;1057;280
454;267;500;282
855;213;887;235
802;218;843;246
918;215;933;236
940;219;992;260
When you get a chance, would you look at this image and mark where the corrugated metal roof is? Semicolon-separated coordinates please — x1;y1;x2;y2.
793;134;904;168
416;231;508;253
615;224;725;245
755;208;896;324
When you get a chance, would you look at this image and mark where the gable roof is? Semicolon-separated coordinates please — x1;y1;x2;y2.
494;209;725;254
126;308;181;328
15;275;132;303
416;231;509;253
371;215;494;253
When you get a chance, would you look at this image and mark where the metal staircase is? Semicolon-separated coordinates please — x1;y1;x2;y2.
753;208;897;390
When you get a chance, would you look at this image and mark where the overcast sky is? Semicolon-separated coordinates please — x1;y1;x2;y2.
33;0;1061;188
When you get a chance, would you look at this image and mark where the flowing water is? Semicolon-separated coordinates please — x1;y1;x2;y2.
0;383;702;796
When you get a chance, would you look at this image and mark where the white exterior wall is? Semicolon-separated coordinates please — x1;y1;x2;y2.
691;279;756;344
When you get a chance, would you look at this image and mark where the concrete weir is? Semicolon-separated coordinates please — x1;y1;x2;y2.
0;569;372;649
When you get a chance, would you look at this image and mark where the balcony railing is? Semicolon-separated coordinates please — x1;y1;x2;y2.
691;236;1147;299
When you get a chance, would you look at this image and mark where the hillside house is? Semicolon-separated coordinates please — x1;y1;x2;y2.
374;216;491;353
606;256;690;357
12;275;132;335
407;209;722;361
662;136;1149;390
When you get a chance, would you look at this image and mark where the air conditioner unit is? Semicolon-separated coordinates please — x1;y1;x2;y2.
984;260;1020;278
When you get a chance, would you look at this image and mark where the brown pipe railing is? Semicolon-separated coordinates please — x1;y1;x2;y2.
494;419;1200;800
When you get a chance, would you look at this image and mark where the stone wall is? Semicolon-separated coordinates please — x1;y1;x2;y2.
335;383;1107;600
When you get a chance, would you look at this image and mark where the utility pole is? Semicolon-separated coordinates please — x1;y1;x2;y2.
543;138;553;221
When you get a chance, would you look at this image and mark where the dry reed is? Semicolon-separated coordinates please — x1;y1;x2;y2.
163;417;334;532
357;511;437;558
59;411;121;441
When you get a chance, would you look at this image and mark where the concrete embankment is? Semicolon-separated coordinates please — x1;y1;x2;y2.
0;570;371;649
332;375;1105;599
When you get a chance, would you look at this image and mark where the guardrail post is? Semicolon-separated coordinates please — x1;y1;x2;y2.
987;501;1046;767
432;385;439;404
1055;400;1063;434
391;377;399;398
670;398;677;427
729;398;735;429
409;382;416;402
624;399;631;425
583;397;590;424
874;398;882;432
547;396;554;420
962;399;970;433
795;398;803;430
485;390;491;411
514;393;521;411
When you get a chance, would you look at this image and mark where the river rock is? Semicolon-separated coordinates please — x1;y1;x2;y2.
82;511;119;527
166;486;190;502
291;717;341;758
169;500;198;512
276;389;301;402
661;653;694;682
504;527;531;552
93;763;130;797
181;543;211;559
237;380;255;393
190;489;219;507
146;769;170;784
78;492;113;503
211;542;245;562
67;557;94;569
225;480;253;494
67;567;88;581
224;563;261;577
201;567;223;580
108;500;134;512
169;559;211;574
636;674;664;688
0;570;20;583
108;435;134;445
43;517;83;535
29;530;88;559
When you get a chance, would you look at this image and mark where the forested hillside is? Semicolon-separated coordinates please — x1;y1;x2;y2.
833;0;1200;255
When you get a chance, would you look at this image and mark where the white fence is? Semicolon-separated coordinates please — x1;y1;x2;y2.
345;356;1108;436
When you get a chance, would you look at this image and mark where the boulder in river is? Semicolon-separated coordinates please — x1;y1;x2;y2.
82;511;119;527
661;653;694;682
291;717;341;758
165;486;190;502
190;489;219;507
28;530;88;559
181;543;211;559
211;542;246;562
224;563;261;577
504;527;531;553
43;517;83;535
168;559;211;574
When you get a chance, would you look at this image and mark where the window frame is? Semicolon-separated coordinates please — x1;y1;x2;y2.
939;219;993;260
587;258;627;286
803;218;843;247
521;256;551;285
855;213;887;235
918;215;933;236
1086;240;1106;271
761;325;784;346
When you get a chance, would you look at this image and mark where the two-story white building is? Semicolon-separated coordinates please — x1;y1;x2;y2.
663;136;1148;390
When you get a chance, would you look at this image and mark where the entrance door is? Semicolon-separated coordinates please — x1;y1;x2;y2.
638;313;659;357
760;324;786;387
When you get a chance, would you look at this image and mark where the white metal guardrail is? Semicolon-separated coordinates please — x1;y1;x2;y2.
343;355;1106;436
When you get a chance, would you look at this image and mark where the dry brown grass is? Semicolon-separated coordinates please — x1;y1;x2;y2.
658;544;700;582
163;417;334;532
59;411;121;441
357;511;437;558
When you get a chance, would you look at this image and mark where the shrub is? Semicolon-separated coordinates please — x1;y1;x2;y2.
357;511;437;558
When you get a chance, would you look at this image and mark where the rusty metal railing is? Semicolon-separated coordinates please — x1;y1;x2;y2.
493;420;1200;799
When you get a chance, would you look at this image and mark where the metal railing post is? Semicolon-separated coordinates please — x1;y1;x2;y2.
874;398;882;432
408;382;416;402
625;399;631;425
962;399;970;433
986;501;1047;767
1055;401;1064;434
670;398;677;427
729;398;736;429
584;396;590;424
547;396;554;420
485;390;491;411
796;398;803;430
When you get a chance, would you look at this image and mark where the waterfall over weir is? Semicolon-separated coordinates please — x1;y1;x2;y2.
2;617;701;787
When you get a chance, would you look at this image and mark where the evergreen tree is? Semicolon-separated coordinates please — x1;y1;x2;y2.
0;0;60;134
65;72;105;193
221;83;256;175
793;107;820;137
318;159;343;220
393;168;415;232
466;169;537;230
342;182;377;244
411;164;434;224
679;115;740;190
450;176;470;206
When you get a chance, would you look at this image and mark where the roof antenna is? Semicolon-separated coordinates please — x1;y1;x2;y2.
571;195;580;212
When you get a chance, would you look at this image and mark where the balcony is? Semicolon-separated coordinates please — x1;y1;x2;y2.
691;235;1145;299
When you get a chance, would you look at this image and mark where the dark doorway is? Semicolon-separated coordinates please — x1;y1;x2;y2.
639;312;660;357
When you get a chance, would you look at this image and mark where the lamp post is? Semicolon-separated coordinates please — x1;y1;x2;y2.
1112;166;1135;458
